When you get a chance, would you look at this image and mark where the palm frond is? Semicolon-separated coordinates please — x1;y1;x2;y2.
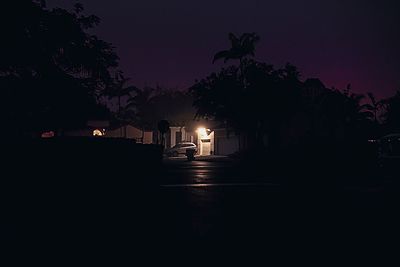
367;92;376;105
228;33;239;49
213;50;231;63
362;103;375;111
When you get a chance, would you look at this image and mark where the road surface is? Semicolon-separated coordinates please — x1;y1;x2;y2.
2;156;398;259
158;157;396;243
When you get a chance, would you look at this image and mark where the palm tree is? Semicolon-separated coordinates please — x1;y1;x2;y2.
213;32;260;81
211;33;260;148
127;87;155;141
104;72;136;137
213;32;260;65
320;88;373;140
127;87;154;111
365;92;383;123
382;90;400;132
349;94;374;124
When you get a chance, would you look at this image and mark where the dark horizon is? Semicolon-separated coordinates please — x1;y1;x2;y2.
49;0;400;98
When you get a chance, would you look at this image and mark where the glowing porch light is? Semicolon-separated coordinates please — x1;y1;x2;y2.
93;129;104;136
41;131;55;138
197;127;210;139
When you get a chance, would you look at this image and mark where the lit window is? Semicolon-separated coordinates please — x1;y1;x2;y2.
93;129;104;136
41;131;55;138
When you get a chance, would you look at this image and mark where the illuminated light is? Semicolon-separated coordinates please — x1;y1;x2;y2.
93;129;104;136
41;131;55;138
197;127;209;139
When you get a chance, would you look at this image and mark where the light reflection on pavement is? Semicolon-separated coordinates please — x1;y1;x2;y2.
158;158;395;241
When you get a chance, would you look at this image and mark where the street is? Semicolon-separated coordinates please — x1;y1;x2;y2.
158;157;398;243
2;155;398;256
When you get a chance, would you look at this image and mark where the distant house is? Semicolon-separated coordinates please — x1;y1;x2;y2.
64;120;153;144
106;124;153;144
178;80;331;155
63;120;110;137
162;120;241;156
213;128;240;155
159;78;342;155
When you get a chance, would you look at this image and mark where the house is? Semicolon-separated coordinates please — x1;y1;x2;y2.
63;120;110;137
106;124;153;144
213;128;240;155
63;120;153;144
161;122;214;156
163;121;241;156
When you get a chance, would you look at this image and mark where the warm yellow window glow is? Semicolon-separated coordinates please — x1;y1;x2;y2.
93;129;104;136
41;131;54;138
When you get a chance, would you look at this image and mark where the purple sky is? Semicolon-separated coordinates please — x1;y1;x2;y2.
50;0;400;98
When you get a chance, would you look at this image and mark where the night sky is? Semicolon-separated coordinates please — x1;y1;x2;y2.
50;0;400;98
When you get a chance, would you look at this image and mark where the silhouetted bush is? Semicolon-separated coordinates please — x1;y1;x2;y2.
1;137;163;246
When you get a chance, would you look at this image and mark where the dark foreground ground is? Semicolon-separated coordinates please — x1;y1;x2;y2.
160;157;398;238
1;145;399;261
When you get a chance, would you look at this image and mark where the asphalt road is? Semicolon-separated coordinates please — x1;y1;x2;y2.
158;157;398;243
160;157;279;185
2;156;398;259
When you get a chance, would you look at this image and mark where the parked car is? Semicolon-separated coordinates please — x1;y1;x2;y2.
165;142;197;157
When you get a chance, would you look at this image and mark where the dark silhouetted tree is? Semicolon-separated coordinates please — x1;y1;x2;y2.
365;92;383;123
382;90;400;132
213;33;260;65
0;1;119;136
317;85;373;141
191;59;302;150
103;72;136;137
158;120;170;147
213;33;260;86
105;72;136;116
126;87;155;140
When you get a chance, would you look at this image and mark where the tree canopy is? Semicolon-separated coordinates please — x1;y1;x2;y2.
213;33;260;64
127;88;196;130
0;1;119;136
382;91;400;132
191;32;392;149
